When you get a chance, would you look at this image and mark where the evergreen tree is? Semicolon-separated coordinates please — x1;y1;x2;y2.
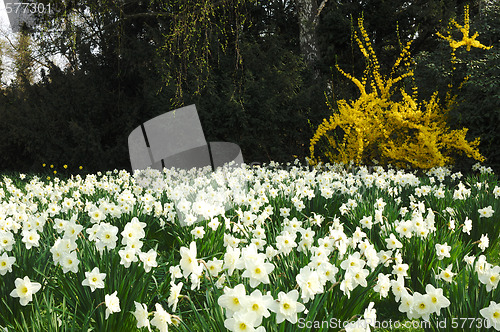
13;27;34;86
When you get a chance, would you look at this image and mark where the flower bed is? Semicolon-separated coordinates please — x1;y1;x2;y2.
0;162;499;331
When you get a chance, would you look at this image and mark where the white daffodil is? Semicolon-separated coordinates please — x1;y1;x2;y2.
425;284;450;314
121;217;146;245
373;273;391;298
81;267;106;292
189;263;204;291
392;263;409;277
480;301;500;331
96;223;119;251
296;266;324;303
478;206;494;218
105;291;121;319
265;246;279;260
395;220;413;238
167;281;183;312
378;250;393;267
21;230;40;250
242;258;274;288
179;242;198;278
435;243;451;260
363;301;377;326
191;226;205;239
412;292;433;321
438;264;455;283
347;269;370;287
0;252;15;276
169;265;183;280
385;233;403;250
398;291;414;316
270;289;305;324
151;303;172;332
63;220;83;241
245;289;274;326
340;251;366;272
275;231;297;255
479;234;490;251
218;284;248;318
118;246;138;268
205;257;224;277
391;275;405;302
317;261;339;284
132;301;151;330
139;249;158;273
223;246;241;276
10;276;42;306
478;266;500;292
462;217;472;235
60;251;80;274
224;310;260;332
475;255;492;276
0;230;15;252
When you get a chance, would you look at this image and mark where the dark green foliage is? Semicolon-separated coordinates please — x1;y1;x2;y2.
193;36;328;164
0;0;498;174
0;47;173;173
0;0;328;173
316;0;470;101
413;2;500;174
451;4;500;174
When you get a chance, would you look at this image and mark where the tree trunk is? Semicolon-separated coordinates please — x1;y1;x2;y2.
295;0;319;65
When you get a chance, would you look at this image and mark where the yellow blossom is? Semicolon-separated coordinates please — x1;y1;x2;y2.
309;13;485;170
436;6;492;52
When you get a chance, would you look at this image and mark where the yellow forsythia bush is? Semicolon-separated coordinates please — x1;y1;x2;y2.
310;12;488;170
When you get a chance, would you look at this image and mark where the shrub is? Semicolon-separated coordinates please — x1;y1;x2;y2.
309;14;487;171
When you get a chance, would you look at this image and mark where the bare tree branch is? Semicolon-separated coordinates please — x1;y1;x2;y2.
315;0;329;23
